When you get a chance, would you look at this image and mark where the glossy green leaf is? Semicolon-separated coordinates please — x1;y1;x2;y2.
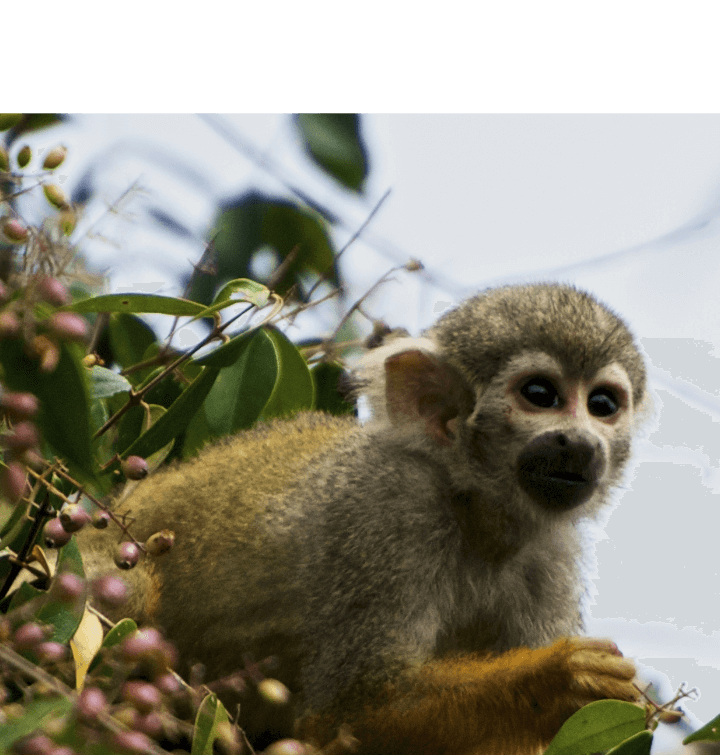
295;114;368;192
203;330;277;437
0;695;73;750
88;617;138;675
0;340;94;480
543;701;646;755
66;293;205;316
194;329;256;368
121;366;220;460
191;693;231;755
684;713;720;743
312;362;354;415
36;538;87;643
107;312;157;370
606;730;653;754
89;366;132;399
192;192;338;302
7;580;43;612
192;278;272;320
261;328;315;420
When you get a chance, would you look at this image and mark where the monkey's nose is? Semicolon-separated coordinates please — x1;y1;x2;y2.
516;431;604;511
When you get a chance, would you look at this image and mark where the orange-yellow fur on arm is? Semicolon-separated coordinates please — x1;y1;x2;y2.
298;638;638;755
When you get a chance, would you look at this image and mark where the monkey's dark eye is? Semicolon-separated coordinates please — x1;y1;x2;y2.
588;389;618;417
520;378;560;409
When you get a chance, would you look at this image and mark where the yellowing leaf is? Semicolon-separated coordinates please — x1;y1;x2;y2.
70;608;104;689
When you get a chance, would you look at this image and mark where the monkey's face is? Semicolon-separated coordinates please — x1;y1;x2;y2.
473;351;635;513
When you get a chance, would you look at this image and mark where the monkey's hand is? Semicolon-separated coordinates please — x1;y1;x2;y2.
565;636;638;707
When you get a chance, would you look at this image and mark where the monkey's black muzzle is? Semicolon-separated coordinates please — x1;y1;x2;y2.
517;431;603;511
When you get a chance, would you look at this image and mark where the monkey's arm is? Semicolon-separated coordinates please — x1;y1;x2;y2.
298;637;639;755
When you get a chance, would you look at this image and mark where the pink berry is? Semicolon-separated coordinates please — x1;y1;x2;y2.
114;541;141;570
122;680;162;713
53;572;84;602
2;392;40;420
47;312;87;341
59;503;91;533
43;517;72;548
2;461;28;501
36;276;70;306
122;455;149;481
91;574;128;607
13;622;46;651
76;686;107;722
111;731;155;755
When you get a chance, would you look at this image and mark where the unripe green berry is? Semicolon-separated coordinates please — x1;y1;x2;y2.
0;114;22;131
42;184;69;210
0;146;9;172
42;145;67;170
264;740;307;755
16;145;31;169
145;529;174;556
258;678;291;705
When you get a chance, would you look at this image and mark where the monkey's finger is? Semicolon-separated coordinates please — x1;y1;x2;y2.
570;650;636;679
569;637;623;656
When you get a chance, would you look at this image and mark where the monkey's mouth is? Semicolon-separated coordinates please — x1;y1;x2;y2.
547;471;587;484
517;432;603;511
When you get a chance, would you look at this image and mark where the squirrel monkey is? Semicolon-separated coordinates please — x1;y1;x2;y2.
80;282;647;755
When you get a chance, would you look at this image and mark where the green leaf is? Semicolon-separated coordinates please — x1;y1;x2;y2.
66;293;205;316
606;730;653;754
684;713;720;743
121;366;220;460
0;695;73;750
0;340;94;480
191;693;231;755
107;312;157;370
191;278;272;320
543;700;646;755
88;618;138;674
89;366;132;399
7;580;44;612
312;362;354;415
202;330;277;437
192;192;338;302
194;329;256;368
295;114;368;192
36;538;87;643
261;328;315;420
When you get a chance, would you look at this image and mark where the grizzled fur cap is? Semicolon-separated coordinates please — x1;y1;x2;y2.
428;283;647;407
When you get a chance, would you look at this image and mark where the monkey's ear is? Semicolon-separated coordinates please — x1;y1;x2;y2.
384;350;473;446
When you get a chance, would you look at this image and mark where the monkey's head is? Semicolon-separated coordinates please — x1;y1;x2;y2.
359;283;648;521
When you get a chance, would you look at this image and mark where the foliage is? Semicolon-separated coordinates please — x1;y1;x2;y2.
0;113;710;755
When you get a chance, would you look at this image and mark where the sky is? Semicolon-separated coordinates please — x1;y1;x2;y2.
14;114;717;745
